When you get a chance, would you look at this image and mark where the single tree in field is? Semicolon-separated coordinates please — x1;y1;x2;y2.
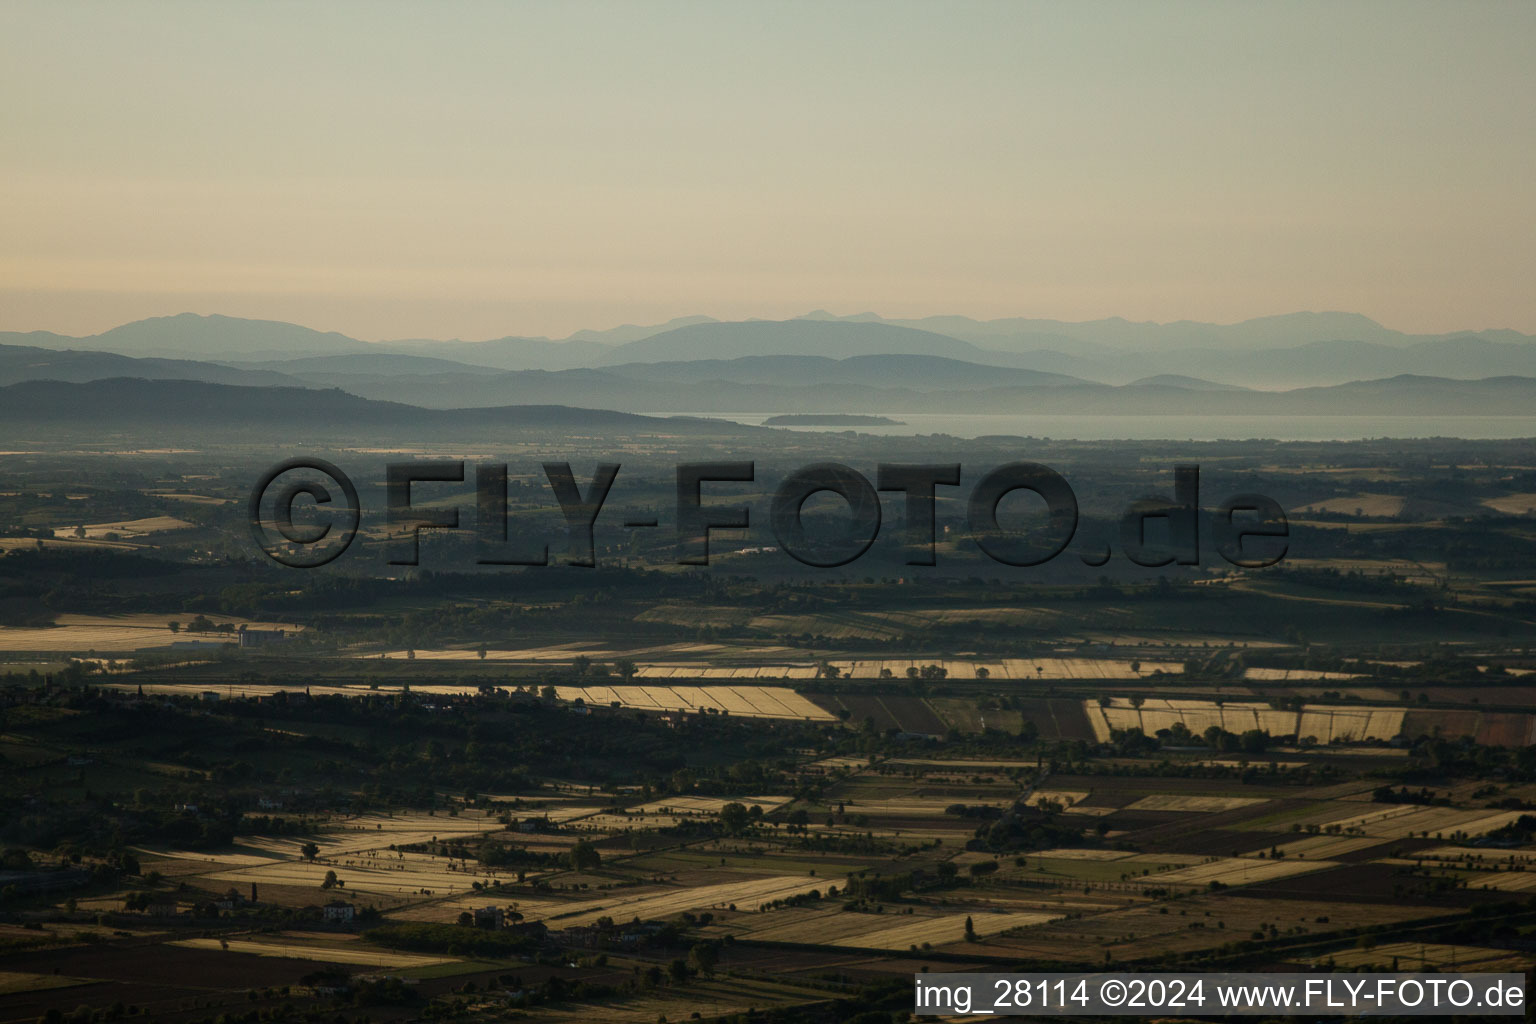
688;942;719;977
321;870;338;889
569;840;601;872
616;659;638;681
300;842;319;862
718;802;751;834
964;915;977;942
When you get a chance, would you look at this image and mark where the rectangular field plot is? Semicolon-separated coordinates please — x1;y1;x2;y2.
203;849;509;898
630;796;792;816
1087;698;1295;743
1087;698;1407;744
837;910;1062;950
1145;857;1334;887
553;684;833;720
0;972;95;996
1464;871;1536;892
1270;834;1386;860
829;658;1183;681
55;516;196;539
1329;942;1531;971
457;875;834;929
1315;806;1528;840
1296;707;1406;743
0;613;301;652
1244;667;1363;681
730;903;1061;949
170;938;452;968
1125;794;1269;813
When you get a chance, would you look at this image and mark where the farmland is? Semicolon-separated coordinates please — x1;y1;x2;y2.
6;436;1536;1021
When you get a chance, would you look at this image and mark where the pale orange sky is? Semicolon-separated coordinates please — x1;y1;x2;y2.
2;2;1533;340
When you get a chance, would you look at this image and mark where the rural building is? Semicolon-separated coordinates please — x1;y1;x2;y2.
322;900;355;923
238;628;288;648
472;905;504;929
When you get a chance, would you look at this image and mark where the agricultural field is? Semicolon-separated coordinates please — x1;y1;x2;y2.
554;683;834;720
828;657;1184;680
1291;494;1407;517
170;937;454;968
1482;493;1536;515
420;875;836;930
0;613;302;652
51;516;197;539
1329;942;1532;971
1087;697;1408;744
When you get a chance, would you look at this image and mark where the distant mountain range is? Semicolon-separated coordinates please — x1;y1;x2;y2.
4;311;1534;389
3;312;1536;430
0;379;758;439
4;374;1536;447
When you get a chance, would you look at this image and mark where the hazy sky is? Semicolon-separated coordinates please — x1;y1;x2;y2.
2;2;1533;340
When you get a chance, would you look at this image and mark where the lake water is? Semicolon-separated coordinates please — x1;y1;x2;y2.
667;413;1536;442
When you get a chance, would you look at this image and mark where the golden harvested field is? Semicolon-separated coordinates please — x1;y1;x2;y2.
1328;942;1531;971
142;812;514;900
554;684;833;720
0;537;133;552
1413;846;1536;866
1291;494;1406;517
830;658;1183;680
634;665;821;680
1296;707;1405;743
440;875;833;929
728;903;1061;949
1315;806;1528;840
837;911;1062;950
630;795;792;816
113;679;831;721
1089;698;1295;742
204;853;503;897
1087;698;1406;744
1466;872;1536;892
1145;857;1333;887
1243;668;1364;681
1482;493;1536;515
1125;794;1268;813
171;938;453;968
53;516;197;539
1270;834;1385;859
807;755;875;772
0;613;303;652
